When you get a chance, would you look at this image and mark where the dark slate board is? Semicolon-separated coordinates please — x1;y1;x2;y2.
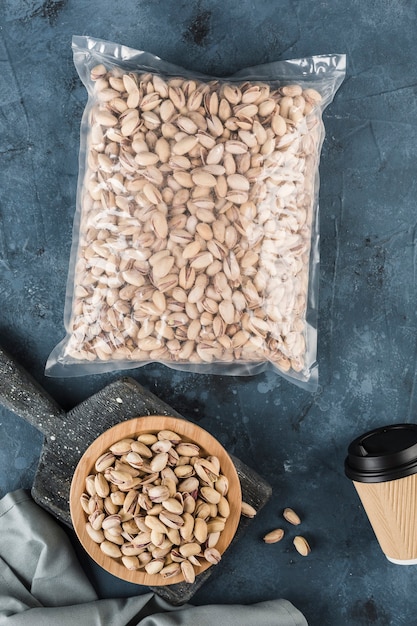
0;346;271;604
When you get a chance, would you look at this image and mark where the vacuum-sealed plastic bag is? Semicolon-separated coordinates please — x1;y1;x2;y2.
46;36;346;388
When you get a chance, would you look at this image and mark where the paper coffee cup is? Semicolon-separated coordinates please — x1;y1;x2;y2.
345;424;417;564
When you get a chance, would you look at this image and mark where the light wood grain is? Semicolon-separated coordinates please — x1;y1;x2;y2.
70;415;241;586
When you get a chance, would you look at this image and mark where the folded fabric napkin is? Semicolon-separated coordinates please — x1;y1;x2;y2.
0;490;308;625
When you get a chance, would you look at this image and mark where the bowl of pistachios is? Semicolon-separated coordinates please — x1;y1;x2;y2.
70;415;241;586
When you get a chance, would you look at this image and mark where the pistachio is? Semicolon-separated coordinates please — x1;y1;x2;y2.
160;562;181;578
180;512;195;541
147;485;170;502
101;514;122;530
226;173;250;191
302;88;322;106
175;442;200;457
86;522;105;544
207;531;220;548
200;486;222;505
90;64;107;81
149;452;169;473
131;440;153;457
194;458;219;484
106;469;133;485
94;109;118;127
158;510;184;530
145;558;165;574
241;501;257;518
173;135;199;155
122;555;140;570
94;473;110;498
214;475;229;496
283;507;301;526
178;476;199;493
263;528;285;544
217;496;230;519
204;547;221;564
123;490;139;516
181;559;196;584
80;493;91;514
110;440;134;456
125;451;144;469
121;543;144;557
162;497;184;515
193;517;208;544
131;531;152;548
293;535;311;556
207;519;226;533
179;542;201;558
144;515;167;534
100;540;122;558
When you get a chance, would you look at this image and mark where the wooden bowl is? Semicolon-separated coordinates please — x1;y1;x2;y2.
70;415;241;586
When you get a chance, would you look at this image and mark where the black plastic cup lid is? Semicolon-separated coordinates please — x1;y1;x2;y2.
345;424;417;483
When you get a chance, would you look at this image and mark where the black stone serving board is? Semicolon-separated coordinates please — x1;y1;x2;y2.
0;345;271;604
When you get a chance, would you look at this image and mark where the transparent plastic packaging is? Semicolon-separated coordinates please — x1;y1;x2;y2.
45;36;346;389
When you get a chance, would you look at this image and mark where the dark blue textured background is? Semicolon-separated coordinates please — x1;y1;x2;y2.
1;1;417;624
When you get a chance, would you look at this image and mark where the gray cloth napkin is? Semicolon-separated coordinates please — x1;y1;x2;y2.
0;490;308;625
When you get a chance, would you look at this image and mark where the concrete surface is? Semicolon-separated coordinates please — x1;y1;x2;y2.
1;1;417;624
